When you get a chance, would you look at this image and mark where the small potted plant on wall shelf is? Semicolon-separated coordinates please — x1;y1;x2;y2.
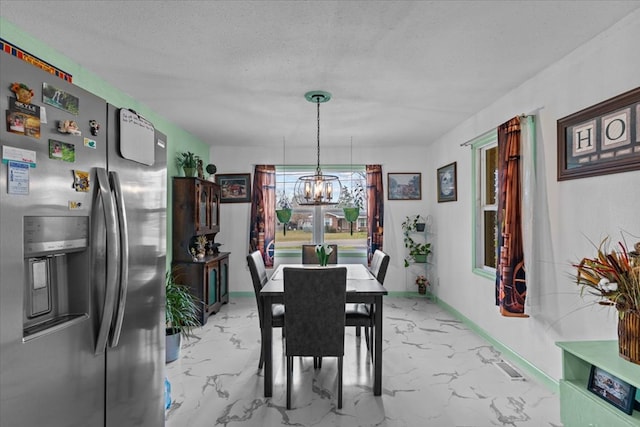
402;215;432;267
403;214;427;232
177;151;197;177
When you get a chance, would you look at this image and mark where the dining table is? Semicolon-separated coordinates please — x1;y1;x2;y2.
260;263;388;397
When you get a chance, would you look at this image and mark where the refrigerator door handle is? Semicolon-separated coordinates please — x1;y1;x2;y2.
109;171;129;347
95;168;120;355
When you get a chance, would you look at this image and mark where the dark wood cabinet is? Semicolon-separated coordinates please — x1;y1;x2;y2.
172;177;229;324
172;253;229;324
173;177;220;261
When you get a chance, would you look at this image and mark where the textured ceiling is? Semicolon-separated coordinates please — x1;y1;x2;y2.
2;1;639;148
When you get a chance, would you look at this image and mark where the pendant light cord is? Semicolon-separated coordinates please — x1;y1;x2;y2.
316;96;321;175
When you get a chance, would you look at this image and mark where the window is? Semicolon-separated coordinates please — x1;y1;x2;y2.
472;131;498;277
275;166;367;262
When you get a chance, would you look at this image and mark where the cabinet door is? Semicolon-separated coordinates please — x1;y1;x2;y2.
209;183;220;231
205;261;218;307
219;257;228;300
195;181;209;233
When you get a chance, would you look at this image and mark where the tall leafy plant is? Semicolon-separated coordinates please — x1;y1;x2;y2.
165;270;200;339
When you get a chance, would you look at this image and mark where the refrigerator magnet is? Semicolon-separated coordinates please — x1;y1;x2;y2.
10;82;34;104
2;145;36;167
58;120;81;136
73;170;90;192
7;98;41;139
84;137;96;149
7;160;29;195
89;119;100;136
49;140;75;162
42;82;79;115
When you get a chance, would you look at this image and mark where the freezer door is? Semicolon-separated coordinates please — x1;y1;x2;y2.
104;104;167;427
0;54;106;427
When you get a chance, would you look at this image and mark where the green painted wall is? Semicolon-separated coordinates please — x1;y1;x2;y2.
1;18;210;268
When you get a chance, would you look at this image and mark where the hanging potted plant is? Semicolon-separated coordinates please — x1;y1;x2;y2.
402;215;432;267
176;151;197;177
165;269;201;363
275;191;292;235
338;183;365;235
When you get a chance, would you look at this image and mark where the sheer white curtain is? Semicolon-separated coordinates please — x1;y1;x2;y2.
521;115;536;308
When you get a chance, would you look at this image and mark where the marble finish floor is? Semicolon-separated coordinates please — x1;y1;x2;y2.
165;297;561;427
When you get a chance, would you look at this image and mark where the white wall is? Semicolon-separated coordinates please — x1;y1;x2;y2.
427;10;640;381
213;10;640;382
212;143;434;295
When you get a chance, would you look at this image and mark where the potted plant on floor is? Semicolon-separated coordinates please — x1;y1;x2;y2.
415;274;429;294
166;269;201;363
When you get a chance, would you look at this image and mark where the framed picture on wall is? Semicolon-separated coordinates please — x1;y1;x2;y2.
587;365;636;415
437;162;457;203
557;87;640;181
216;173;251;203
387;173;421;200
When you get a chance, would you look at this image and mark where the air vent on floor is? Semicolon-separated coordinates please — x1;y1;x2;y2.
493;360;525;380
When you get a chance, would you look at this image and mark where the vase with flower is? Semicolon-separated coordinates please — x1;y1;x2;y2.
573;237;640;364
415;275;429;294
315;243;333;267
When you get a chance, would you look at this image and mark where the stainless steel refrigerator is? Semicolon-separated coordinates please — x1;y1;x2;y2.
0;53;167;426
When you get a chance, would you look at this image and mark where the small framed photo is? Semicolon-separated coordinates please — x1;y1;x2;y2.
587;365;636;415
216;173;251;203
437;162;457;203
387;173;421;200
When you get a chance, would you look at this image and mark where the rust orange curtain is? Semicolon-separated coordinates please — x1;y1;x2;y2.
249;165;276;267
366;165;384;265
495;118;528;317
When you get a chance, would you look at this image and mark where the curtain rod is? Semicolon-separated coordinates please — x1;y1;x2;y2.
459;114;533;147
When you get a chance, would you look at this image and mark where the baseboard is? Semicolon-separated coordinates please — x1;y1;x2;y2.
433;297;559;393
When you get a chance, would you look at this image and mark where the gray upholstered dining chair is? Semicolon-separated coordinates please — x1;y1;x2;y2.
247;251;285;370
301;244;338;264
345;250;390;360
283;267;347;409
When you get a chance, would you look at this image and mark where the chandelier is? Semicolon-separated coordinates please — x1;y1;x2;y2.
294;91;342;206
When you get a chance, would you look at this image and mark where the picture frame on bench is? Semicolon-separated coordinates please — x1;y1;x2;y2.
587;365;636;415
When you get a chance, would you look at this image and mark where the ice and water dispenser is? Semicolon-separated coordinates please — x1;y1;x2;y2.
23;216;90;340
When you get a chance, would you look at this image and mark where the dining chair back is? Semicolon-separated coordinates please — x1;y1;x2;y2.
247;251;284;369
301;244;338;264
346;250;390;361
370;250;390;283
283;267;347;409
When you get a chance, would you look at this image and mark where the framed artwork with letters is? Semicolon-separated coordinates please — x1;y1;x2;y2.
557;87;640;181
